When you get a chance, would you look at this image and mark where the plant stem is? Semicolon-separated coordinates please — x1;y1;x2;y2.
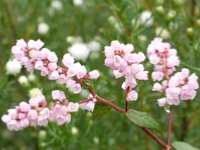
95;95;168;149
124;87;130;112
142;127;167;149
84;84;168;149
167;112;173;150
96;95;125;113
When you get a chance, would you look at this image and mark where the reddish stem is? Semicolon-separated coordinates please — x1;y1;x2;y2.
142;127;168;149
95;95;125;113
84;84;168;149
124;87;130;112
167;112;173;150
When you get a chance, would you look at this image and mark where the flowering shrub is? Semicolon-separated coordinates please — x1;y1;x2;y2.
1;38;199;150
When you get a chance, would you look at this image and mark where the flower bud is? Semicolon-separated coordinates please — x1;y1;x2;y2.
6;59;22;75
18;76;29;86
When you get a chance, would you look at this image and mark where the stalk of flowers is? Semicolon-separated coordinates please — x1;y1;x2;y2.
11;39;100;94
1;90;81;131
104;40;148;106
147;37;199;107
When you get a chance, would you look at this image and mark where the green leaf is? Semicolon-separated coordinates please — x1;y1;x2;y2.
126;109;160;131
172;141;199;150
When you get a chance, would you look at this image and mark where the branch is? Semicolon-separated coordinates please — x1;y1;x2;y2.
95;95;125;113
167;112;173;150
142;127;168;149
84;83;168;149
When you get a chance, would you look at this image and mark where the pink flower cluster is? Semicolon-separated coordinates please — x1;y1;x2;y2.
1;95;49;131
12;39;100;94
147;38;180;81
148;38;199;107
156;69;199;106
104;40;148;101
49;90;79;125
1;89;98;131
79;94;97;112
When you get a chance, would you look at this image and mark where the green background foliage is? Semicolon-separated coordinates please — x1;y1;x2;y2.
0;0;200;149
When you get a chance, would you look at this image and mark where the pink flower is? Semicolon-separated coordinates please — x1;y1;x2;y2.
52;90;66;102
104;40;148;103
88;70;100;79
80;94;96;112
66;102;79;112
148;38;199;107
49;104;71;125
157;98;167;107
127;90;138;101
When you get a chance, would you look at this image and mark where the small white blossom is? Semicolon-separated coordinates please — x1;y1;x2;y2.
93;137;99;144
6;59;22;75
37;22;49;35
139;11;153;27
68;42;90;61
51;0;62;11
73;0;84;6
18;75;29;86
29;88;43;98
87;41;101;52
156;27;170;39
71;126;79;135
28;73;36;82
66;36;82;44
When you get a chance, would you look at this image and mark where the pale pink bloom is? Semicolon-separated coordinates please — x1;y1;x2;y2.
157;98;167;107
127;90;138;101
49;104;71;125
52;90;66;102
66;102;79;112
29;96;46;108
152;72;164;81
152;83;162;92
19;102;31;112
62;53;74;67
38;108;49;126
113;70;123;78
80;101;95;112
88;70;100;79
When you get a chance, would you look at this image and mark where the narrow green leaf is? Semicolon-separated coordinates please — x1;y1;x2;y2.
126;109;160;131
172;141;199;150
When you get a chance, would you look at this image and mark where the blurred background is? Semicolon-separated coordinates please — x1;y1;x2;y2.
0;0;200;149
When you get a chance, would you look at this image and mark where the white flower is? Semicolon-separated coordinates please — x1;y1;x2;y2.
6;59;22;75
37;22;49;35
138;35;147;42
73;0;84;6
29;88;43;98
68;42;90;61
93;137;99;144
28;73;36;82
87;41;101;52
51;0;62;11
18;75;29;86
71;126;79;135
139;11;153;27
156;27;170;39
66;36;82;44
167;10;176;20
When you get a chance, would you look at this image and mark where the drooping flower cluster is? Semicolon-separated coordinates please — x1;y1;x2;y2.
1;95;49;131
1;90;80;131
156;69;199;106
147;37;179;81
148;38;199;106
49;90;79;125
104;40;148;101
11;39;100;94
2;38;199;132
